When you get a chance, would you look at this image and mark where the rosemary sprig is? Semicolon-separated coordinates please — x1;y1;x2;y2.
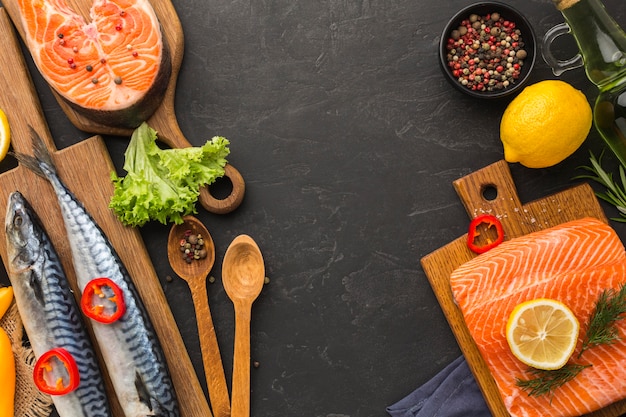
574;151;626;222
580;283;626;356
516;364;591;398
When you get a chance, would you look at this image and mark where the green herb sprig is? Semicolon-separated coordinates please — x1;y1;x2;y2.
580;283;626;356
575;151;626;222
109;122;230;227
516;364;592;398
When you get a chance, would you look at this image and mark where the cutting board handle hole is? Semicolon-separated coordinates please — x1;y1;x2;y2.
481;184;498;201
208;176;233;200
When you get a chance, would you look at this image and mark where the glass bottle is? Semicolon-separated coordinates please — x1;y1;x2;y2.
542;0;626;167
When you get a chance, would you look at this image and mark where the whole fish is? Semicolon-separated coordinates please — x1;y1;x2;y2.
5;191;112;417
15;128;180;417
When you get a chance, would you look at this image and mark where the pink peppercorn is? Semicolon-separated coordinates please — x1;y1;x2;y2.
445;11;527;93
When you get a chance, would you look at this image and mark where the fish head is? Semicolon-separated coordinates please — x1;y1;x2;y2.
5;191;44;273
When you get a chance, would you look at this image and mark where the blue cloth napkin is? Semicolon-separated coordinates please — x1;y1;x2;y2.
386;356;491;417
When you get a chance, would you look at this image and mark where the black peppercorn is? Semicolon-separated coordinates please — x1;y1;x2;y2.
445;11;527;93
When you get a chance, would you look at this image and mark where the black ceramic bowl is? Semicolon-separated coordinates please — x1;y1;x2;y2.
439;2;536;99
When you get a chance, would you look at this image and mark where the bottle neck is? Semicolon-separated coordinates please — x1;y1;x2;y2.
556;0;626;87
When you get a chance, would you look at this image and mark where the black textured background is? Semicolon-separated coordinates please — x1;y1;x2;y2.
1;0;625;416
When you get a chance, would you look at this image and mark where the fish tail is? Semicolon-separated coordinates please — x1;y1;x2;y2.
12;126;58;179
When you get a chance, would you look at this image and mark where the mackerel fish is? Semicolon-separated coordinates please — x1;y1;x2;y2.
5;191;112;417
14;128;181;417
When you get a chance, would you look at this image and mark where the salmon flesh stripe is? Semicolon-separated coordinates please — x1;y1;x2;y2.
5;191;112;417
450;217;626;417
452;217;625;315
16;0;171;128
14;129;180;417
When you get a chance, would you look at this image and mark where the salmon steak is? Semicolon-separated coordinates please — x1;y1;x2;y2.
15;0;171;128
450;217;626;417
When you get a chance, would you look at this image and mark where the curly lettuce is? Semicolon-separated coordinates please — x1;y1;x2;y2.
109;122;230;227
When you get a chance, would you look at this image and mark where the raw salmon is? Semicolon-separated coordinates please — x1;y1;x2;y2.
15;0;171;128
450;217;626;417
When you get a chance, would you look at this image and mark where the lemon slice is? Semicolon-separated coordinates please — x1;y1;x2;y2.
506;298;579;370
0;109;10;162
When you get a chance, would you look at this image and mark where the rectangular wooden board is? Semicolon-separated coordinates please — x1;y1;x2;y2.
421;159;626;417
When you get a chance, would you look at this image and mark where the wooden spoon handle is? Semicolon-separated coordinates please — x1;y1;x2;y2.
188;279;231;417
231;304;253;417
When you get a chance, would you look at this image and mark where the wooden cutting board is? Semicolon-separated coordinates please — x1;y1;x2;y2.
0;7;212;417
1;0;245;215
421;160;626;417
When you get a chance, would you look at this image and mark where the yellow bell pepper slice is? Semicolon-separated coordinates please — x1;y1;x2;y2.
0;286;15;417
0;328;14;417
0;287;12;319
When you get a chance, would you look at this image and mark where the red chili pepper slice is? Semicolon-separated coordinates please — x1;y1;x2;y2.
33;347;80;396
80;277;126;324
467;214;504;254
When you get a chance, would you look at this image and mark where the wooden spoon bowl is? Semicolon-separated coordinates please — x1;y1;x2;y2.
167;216;230;417
222;235;265;417
223;236;265;301
168;216;216;279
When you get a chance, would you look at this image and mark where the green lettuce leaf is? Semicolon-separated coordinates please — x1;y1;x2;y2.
109;122;230;227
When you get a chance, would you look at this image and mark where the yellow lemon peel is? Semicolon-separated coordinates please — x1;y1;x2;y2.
500;80;592;168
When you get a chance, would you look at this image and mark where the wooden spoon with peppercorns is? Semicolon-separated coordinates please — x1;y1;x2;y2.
167;215;230;417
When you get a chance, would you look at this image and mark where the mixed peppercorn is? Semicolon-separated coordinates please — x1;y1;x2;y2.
445;12;528;93
180;230;208;263
57;9;135;84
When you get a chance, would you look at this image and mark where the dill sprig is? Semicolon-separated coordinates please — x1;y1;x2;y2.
513;284;626;397
580;283;626;356
574;151;626;222
516;364;591;398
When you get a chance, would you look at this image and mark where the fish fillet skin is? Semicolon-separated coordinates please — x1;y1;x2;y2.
450;217;626;417
16;0;171;128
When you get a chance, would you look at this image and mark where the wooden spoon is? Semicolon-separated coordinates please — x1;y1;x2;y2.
167;216;230;417
222;235;265;417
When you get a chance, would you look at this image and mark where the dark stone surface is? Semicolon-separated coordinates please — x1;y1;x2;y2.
1;0;625;416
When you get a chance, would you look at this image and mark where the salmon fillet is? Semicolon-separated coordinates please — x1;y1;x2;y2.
450;217;626;417
16;0;171;128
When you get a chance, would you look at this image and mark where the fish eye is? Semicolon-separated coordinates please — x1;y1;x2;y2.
14;214;23;227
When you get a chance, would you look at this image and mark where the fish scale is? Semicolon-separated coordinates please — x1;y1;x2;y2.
5;191;112;417
14;128;181;417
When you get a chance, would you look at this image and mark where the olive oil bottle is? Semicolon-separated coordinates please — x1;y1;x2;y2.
543;0;626;166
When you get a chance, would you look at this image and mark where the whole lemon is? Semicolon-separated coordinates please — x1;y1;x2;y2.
500;80;592;168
